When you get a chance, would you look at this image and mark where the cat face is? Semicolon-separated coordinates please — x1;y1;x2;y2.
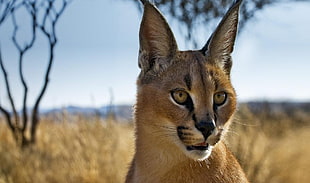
137;51;236;160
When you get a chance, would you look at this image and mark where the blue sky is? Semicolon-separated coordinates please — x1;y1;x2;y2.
0;0;309;109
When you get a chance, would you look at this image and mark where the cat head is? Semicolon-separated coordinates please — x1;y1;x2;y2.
136;0;242;161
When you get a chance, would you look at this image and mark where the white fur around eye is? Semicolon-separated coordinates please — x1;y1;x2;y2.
169;94;186;109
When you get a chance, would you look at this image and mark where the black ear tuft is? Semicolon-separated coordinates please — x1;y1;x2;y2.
139;0;147;5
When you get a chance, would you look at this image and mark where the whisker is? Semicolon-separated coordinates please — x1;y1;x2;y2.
232;120;260;127
225;129;240;137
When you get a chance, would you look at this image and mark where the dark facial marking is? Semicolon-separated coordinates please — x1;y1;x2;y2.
184;74;192;91
196;57;207;91
192;114;197;123
208;70;218;90
213;103;218;112
177;126;190;140
185;98;194;112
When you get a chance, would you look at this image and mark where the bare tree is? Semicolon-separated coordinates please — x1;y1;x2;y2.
132;0;310;47
0;0;71;147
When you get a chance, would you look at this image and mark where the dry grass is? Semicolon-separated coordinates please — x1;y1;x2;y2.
0;118;134;183
228;104;310;183
0;103;309;183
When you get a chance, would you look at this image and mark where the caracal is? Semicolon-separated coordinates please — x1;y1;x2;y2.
126;0;249;182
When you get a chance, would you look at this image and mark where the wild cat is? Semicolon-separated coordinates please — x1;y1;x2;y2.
125;0;249;182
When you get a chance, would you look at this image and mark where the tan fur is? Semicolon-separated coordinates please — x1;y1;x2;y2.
126;1;249;182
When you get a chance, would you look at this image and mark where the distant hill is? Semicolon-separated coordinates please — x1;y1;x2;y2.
42;104;134;121
39;101;310;122
244;101;310;115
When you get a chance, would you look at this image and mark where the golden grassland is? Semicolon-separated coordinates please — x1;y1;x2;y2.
228;104;310;183
0;118;134;183
0;104;309;183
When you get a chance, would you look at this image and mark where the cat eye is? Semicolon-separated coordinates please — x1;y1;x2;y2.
171;90;189;105
213;92;227;106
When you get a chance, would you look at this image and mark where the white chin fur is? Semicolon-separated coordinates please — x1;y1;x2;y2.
183;146;213;161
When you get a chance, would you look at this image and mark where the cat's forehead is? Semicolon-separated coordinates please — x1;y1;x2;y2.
162;51;229;90
175;51;225;78
176;51;206;64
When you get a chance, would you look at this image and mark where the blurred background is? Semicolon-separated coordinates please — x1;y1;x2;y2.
0;0;309;109
0;0;309;183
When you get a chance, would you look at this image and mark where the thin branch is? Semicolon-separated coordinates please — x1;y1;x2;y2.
10;2;38;132
0;46;19;131
23;1;36;51
31;0;70;143
34;0;70;107
39;0;51;38
0;0;17;25
0;105;14;131
11;1;36;53
11;9;22;52
22;1;37;132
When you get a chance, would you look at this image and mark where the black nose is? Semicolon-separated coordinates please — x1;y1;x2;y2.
195;120;216;140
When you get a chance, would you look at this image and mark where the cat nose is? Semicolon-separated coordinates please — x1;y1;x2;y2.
195;119;216;140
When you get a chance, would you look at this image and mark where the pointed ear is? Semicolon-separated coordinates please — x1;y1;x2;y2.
201;0;242;76
138;2;178;75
